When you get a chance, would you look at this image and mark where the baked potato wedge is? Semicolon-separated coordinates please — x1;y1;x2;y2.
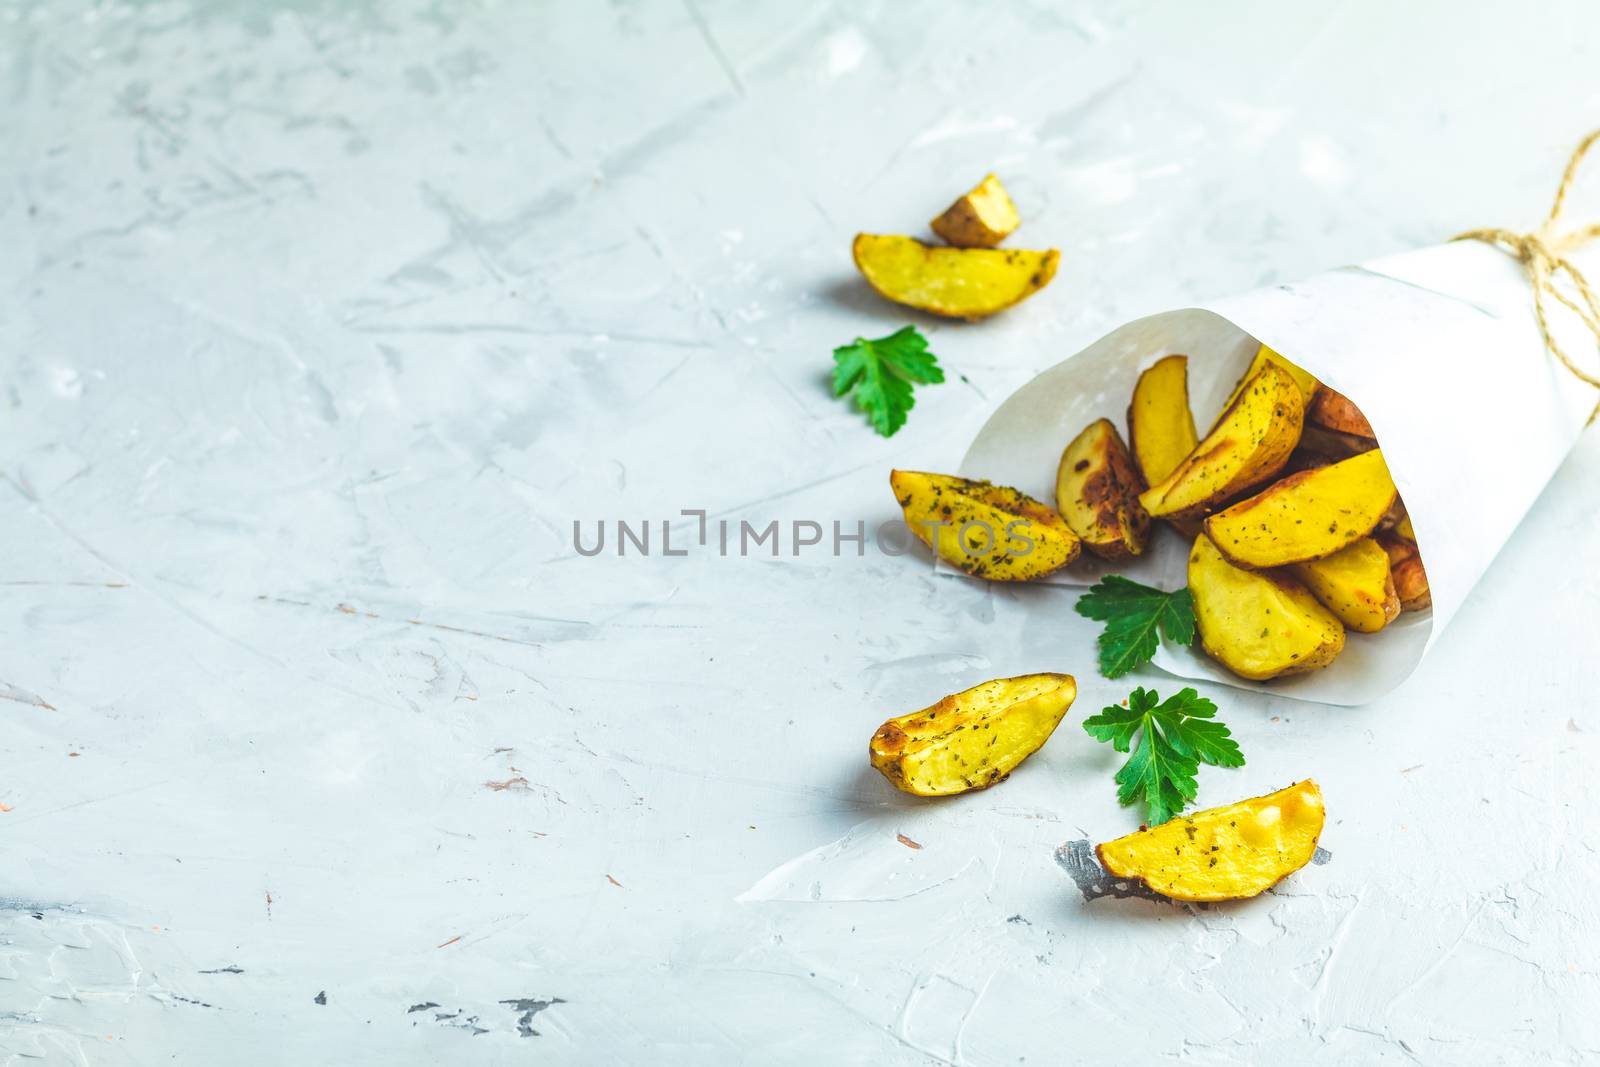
1127;355;1198;487
891;470;1080;580
853;234;1058;319
1395;513;1416;542
1209;344;1320;432
1096;780;1325;901
1380;535;1432;612
1203;448;1398;570
1307;385;1375;438
1138;362;1305;522
870;673;1076;796
1188;533;1345;680
930;174;1020;248
1055;419;1149;560
1290;538;1400;633
1298;422;1378;459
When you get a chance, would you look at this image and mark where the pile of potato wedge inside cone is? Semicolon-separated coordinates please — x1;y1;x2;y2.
894;344;1430;678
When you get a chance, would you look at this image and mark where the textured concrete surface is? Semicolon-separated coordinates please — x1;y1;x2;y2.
4;2;1600;1063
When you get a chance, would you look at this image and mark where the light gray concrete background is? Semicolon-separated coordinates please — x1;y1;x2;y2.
4;1;1600;1063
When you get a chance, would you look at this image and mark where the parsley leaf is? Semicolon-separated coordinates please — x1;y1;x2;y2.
832;326;945;437
1082;686;1244;825
1074;575;1195;678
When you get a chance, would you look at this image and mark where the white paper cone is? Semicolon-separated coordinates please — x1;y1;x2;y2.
959;241;1599;705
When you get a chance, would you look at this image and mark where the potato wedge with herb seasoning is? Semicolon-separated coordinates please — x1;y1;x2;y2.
1055;419;1150;560
870;673;1076;796
1127;355;1198;488
1380;535;1432;611
853;235;1058;319
891;470;1080;580
930;174;1020;248
1209;344;1320;432
1188;533;1344;680
1307;385;1375;438
1291;538;1400;633
1096;780;1325;901
1204;449;1397;570
1138;362;1305;522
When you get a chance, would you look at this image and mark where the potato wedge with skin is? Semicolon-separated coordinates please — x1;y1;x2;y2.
1394;513;1416;542
1096;780;1325;902
1291;538;1400;633
891;470;1080;580
930;174;1020;248
1209;344;1320;432
870;673;1076;796
1055;419;1149;560
1307;386;1375;438
1298;422;1378;459
1204;449;1397;570
1380;535;1432;611
853;235;1058;319
1139;362;1305;522
1127;355;1199;487
1189;534;1344;680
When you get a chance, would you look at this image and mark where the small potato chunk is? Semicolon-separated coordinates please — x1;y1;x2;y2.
1096;780;1325;901
1127;355;1198;487
1308;386;1375;438
1055;419;1150;560
1209;344;1320;432
1139;362;1305;522
1188;533;1344;681
1380;535;1432;612
1394;513;1416;542
930;174;1020;248
871;673;1076;796
1203;449;1398;570
853;234;1059;319
891;470;1080;580
1291;538;1400;633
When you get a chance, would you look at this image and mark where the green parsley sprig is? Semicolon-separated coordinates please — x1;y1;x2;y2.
1074;575;1195;678
831;326;944;437
1082;686;1244;825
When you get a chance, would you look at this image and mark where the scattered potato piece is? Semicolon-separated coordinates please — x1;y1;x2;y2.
1291;538;1400;633
1307;385;1375;438
1139;363;1305;522
1188;533;1345;680
1055;419;1149;560
853;235;1058;319
1096;780;1325;901
1204;449;1398;570
1380;535;1432;611
929;174;1020;248
870;673;1076;796
1127;355;1198;487
891;470;1080;580
1210;344;1320;431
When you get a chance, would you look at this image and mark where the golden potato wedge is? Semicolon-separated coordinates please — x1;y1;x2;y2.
853;234;1058;319
1203;449;1397;570
1138;362;1305;522
930;174;1020;248
1298;422;1378;459
1096;780;1325;901
1395;513;1416;542
1307;385;1375;438
1209;344;1320;432
891;470;1080;580
1380;535;1432;612
1055;419;1150;561
1291;538;1400;633
1188;533;1344;680
1127;355;1198;487
870;673;1076;796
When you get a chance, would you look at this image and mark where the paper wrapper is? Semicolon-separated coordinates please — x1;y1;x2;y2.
960;241;1599;704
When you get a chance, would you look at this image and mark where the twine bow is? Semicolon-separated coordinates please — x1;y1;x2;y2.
1453;128;1600;423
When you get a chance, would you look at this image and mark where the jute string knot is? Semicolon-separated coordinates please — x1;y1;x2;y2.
1453;127;1600;423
